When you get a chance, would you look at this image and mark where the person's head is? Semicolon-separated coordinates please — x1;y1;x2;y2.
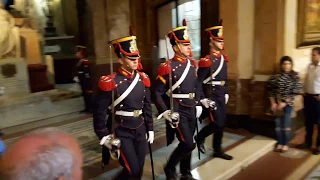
167;20;192;58
75;46;86;59
172;43;191;58
112;36;140;71
119;56;139;71
0;127;83;180
280;56;293;73
311;47;320;64
209;38;224;51
205;19;224;52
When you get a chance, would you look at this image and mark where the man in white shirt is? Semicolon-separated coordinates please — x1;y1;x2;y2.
300;47;320;154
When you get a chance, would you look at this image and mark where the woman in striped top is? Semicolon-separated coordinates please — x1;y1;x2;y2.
267;56;302;152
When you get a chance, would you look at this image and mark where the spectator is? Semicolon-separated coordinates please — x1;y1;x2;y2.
298;47;320;154
267;56;302;152
0;127;83;180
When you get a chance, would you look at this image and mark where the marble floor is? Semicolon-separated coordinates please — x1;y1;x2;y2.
0;83;83;130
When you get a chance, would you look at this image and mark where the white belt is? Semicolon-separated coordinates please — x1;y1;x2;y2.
172;93;195;99
78;71;84;74
115;110;142;117
205;81;225;86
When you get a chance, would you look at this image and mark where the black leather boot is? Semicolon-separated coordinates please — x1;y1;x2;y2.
213;151;233;160
194;135;206;154
164;147;183;180
180;153;197;180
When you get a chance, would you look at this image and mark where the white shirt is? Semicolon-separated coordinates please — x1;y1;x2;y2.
305;63;320;94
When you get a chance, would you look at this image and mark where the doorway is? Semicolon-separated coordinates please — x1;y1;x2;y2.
156;0;201;61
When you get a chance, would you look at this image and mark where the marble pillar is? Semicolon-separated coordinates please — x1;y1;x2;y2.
19;28;42;65
253;0;285;76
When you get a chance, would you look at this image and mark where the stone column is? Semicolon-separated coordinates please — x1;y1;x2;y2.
61;0;79;42
253;0;285;76
78;0;110;64
220;0;239;80
251;0;285;117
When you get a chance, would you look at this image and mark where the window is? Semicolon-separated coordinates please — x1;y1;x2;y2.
157;0;201;60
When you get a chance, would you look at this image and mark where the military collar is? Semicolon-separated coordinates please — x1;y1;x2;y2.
173;55;187;63
119;67;135;79
211;51;221;58
82;59;89;65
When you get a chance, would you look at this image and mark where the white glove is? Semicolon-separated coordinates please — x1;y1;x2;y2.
100;135;121;160
157;110;180;128
200;98;210;108
100;134;113;149
225;94;229;104
73;76;79;83
146;131;154;144
157;110;178;121
196;106;203;118
200;98;216;109
162;110;172;121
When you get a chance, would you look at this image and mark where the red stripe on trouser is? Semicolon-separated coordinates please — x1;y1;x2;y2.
177;127;185;141
209;112;215;122
114;133;131;173
120;150;131;173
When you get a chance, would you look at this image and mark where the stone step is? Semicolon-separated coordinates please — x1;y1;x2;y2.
2;108;166;169
91;134;275;180
2;113;91;144
0;96;84;129
287;153;320;180
191;136;276;180
92;130;248;180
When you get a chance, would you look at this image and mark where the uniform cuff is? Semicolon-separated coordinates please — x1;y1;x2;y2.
147;123;154;131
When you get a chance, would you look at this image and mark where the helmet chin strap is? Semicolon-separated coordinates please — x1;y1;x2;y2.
176;42;189;58
120;55;135;73
210;40;222;53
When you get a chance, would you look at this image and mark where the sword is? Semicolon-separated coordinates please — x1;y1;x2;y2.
109;45;115;126
163;36;180;128
145;125;155;180
164;35;174;113
195;117;201;160
148;142;155;180
101;45;118;170
108;45;121;160
208;54;217;116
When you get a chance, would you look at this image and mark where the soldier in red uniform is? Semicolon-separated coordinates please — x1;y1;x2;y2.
93;34;154;179
154;20;201;180
195;20;233;160
75;46;93;113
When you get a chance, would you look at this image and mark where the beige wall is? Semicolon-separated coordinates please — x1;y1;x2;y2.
220;0;255;79
284;0;314;78
237;0;254;79
220;0;239;79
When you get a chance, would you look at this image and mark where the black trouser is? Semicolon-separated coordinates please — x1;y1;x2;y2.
304;94;320;147
78;75;92;111
114;125;147;179
197;96;226;152
166;106;196;176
